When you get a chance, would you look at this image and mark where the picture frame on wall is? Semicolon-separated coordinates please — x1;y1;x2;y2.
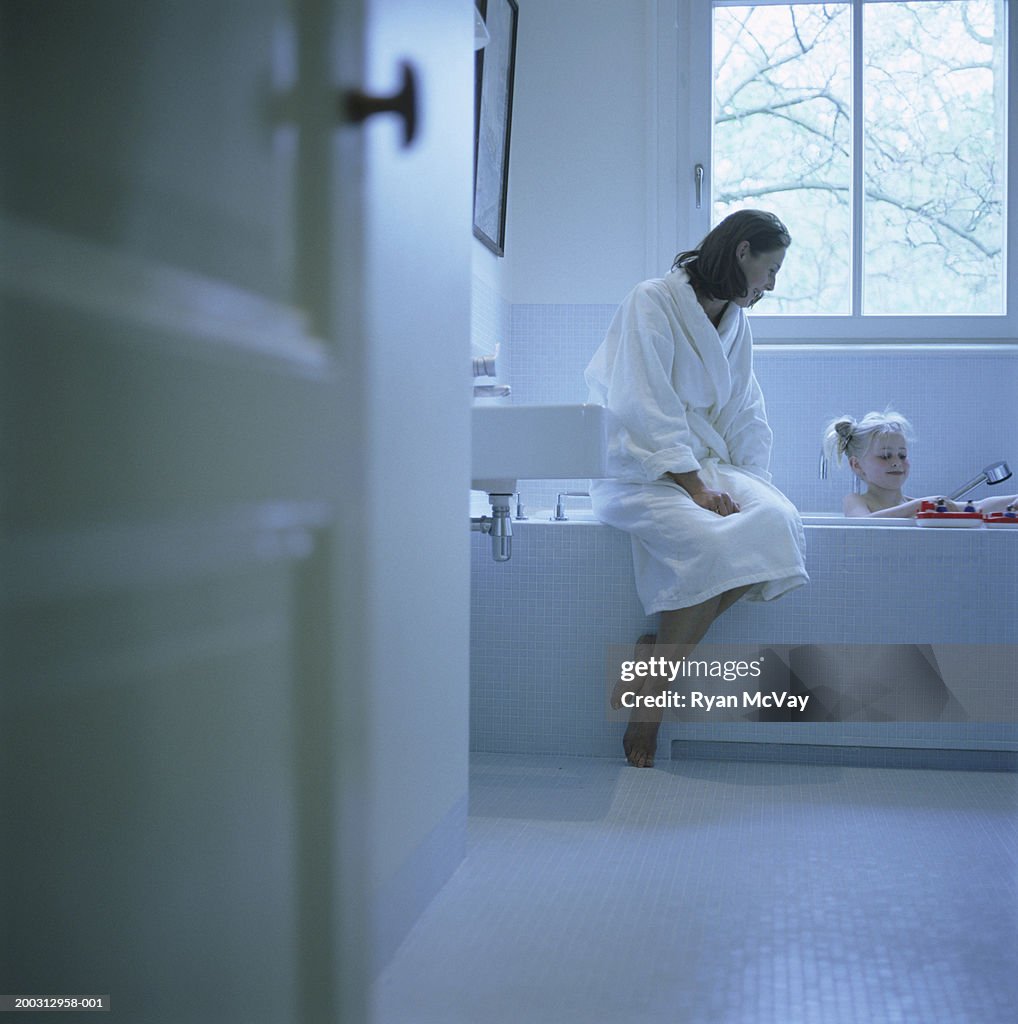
473;0;518;257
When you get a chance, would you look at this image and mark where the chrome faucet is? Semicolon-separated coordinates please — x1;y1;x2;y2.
473;384;511;398
472;346;509;398
553;491;591;521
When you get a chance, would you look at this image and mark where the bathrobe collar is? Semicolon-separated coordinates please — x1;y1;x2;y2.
662;268;748;412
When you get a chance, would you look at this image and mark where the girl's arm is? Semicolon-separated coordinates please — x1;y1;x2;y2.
972;494;1018;514
842;494;954;517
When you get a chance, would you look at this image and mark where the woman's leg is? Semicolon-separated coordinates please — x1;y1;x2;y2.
623;584;752;768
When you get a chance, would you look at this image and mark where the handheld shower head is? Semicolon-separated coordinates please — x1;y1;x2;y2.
947;461;1012;501
984;460;1013;485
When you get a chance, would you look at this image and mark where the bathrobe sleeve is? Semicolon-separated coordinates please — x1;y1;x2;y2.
722;367;773;480
706;302;772;480
587;282;705;481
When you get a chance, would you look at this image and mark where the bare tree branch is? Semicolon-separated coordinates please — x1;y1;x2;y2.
717;181;1000;259
713;0;1003;308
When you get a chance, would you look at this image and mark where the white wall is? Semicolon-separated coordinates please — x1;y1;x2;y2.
473;235;509;300
507;0;658;304
360;0;474;971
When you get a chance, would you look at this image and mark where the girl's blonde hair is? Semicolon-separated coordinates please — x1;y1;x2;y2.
822;409;914;466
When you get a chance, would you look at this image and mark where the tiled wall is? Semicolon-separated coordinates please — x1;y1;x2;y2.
479;297;1018;514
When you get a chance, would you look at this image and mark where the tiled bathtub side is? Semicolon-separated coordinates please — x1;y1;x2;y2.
470;522;1018;759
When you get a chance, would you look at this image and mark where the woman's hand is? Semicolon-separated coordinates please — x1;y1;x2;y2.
667;471;740;516
692;488;740;516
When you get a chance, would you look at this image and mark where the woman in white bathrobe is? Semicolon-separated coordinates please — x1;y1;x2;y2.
585;210;808;767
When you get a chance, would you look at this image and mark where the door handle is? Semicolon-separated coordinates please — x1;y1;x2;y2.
343;61;418;148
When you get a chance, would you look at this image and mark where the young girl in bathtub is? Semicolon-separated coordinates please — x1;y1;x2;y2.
821;410;1018;518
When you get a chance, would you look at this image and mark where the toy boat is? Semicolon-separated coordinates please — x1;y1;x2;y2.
982;512;1018;527
915;513;984;527
915;499;984;527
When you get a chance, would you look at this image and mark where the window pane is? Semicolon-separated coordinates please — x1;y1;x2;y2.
713;4;852;314
863;0;1005;315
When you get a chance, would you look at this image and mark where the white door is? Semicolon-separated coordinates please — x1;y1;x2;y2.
0;0;472;1020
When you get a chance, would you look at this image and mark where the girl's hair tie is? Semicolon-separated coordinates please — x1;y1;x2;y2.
834;420;854;454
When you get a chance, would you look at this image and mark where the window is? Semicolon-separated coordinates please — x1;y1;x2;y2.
682;0;1016;339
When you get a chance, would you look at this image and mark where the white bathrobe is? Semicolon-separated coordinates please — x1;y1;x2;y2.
585;268;808;614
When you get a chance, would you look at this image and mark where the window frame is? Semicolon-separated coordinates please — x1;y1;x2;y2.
660;0;1018;343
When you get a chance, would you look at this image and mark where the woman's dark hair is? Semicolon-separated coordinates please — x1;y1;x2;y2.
672;209;790;302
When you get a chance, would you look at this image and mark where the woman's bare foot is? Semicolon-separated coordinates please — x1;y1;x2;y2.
615;592;747;770
610;633;658;709
623;717;661;768
614;633;663;765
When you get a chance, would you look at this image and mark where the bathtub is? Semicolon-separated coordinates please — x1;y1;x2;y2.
499;506;1018;530
800;512;912;527
499;505;965;529
470;499;1018;765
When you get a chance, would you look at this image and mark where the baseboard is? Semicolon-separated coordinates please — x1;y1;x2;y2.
671;739;1018;772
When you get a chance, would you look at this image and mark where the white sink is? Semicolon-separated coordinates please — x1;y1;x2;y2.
472;402;612;493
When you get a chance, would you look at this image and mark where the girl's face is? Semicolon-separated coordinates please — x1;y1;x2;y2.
850;432;911;490
735;243;785;307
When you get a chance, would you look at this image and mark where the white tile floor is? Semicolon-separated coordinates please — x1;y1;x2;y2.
374;752;1018;1024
